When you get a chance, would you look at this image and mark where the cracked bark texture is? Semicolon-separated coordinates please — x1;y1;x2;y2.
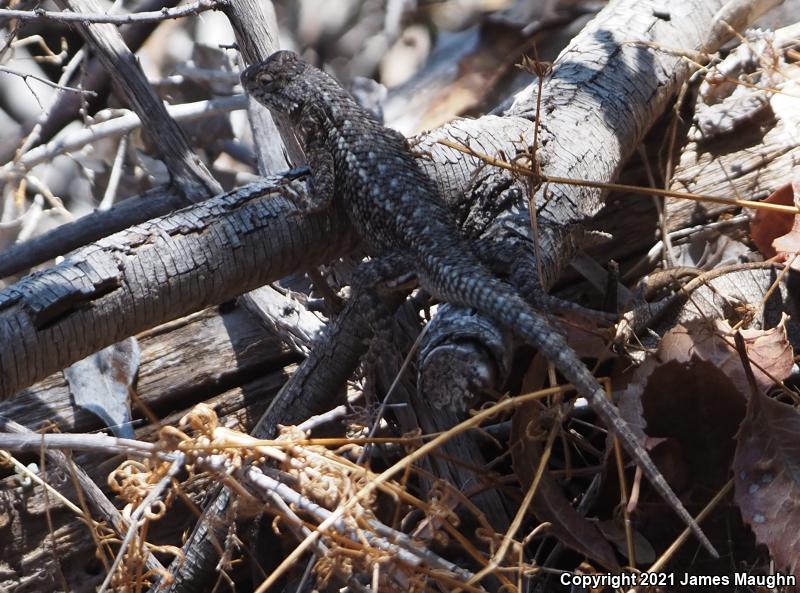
420;0;781;270
0;174;357;398
156;287;391;593
411;0;780;406
0;300;297;592
0;185;187;280
385;302;516;531
0;0;779;402
0;0;785;591
0;0;302;280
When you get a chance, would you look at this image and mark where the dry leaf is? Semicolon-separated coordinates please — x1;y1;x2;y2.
65;337;140;438
734;388;800;579
750;181;797;260
658;319;792;395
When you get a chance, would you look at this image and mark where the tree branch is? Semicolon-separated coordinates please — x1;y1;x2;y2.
0;0;184;164
50;0;222;201
0;173;357;399
0;0;223;25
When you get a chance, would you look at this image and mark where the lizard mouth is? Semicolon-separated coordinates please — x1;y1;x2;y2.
239;63;261;88
244;88;300;119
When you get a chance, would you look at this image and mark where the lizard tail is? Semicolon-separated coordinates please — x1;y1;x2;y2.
428;262;719;557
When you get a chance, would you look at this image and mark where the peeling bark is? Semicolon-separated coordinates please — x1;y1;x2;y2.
0;1;788;588
412;0;781;399
1;0;780;401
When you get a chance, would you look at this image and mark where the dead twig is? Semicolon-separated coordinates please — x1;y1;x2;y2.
0;0;224;26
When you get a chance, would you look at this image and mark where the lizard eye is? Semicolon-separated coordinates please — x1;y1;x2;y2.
259;73;274;85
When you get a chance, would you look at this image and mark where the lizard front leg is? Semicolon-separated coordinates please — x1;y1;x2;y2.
295;103;336;212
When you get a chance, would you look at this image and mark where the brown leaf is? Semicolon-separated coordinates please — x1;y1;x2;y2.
658;319;792;396
734;389;800;579
750;181;796;259
617;322;750;511
739;320;795;388
770;177;800;267
640;359;746;487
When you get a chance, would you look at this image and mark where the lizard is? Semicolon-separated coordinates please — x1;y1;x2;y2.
240;50;718;558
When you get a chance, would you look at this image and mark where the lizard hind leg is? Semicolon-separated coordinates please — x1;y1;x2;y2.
471;237;619;325
463;169;618;324
429;262;718;557
349;254;418;410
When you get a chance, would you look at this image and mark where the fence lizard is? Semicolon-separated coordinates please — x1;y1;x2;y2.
241;50;717;557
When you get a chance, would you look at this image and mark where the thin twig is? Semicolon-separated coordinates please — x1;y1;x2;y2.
462;420;560;589
38;442;71;592
296;405;348;433
99;133;129;210
243;466;476;580
2;452;87;515
253;386;564;593
437;138;800;216
1;94;247;176
0;431;166;458
0;0;223;25
15;47;85;159
0;64;96;95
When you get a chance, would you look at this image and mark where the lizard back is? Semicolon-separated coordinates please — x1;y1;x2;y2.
241;51;717;556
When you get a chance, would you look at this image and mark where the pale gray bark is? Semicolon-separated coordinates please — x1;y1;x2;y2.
413;0;782;406
51;0;222;201
0;303;299;591
221;0;304;172
156;1;783;591
0;0;780;403
0;185;185;279
157;285;383;593
0;2;787;589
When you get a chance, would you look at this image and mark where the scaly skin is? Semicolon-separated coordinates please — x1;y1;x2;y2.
241;50;717;557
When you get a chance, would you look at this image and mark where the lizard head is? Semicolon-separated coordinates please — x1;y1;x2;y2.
240;50;307;117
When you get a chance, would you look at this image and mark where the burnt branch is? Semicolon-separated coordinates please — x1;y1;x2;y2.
0;173;357;399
